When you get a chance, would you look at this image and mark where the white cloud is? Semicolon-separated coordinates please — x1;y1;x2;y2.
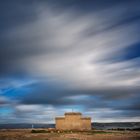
85;108;140;122
1;1;140;91
1;2;140;123
18;6;140;90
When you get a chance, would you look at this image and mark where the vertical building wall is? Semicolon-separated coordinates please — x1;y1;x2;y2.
64;114;82;130
81;118;91;130
55;112;91;130
55;118;65;129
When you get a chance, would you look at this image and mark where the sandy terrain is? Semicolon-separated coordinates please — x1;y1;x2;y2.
0;129;140;140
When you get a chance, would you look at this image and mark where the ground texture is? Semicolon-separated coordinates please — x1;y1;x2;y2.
0;129;140;140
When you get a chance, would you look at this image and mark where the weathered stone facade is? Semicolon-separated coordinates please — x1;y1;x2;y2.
55;112;91;130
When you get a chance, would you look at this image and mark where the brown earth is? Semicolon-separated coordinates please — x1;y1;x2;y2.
0;129;140;140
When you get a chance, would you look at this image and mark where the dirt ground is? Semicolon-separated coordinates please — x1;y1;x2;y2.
0;129;140;140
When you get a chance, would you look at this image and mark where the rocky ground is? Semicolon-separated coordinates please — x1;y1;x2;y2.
0;129;140;140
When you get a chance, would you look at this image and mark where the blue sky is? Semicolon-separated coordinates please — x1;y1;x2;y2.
0;0;140;123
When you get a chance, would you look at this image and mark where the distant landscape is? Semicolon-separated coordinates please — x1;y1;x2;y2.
0;122;140;130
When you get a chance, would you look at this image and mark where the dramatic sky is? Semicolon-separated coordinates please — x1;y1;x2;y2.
0;0;140;123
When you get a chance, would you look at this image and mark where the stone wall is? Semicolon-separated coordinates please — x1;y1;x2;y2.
55;112;91;130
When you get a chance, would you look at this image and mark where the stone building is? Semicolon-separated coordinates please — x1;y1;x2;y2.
55;112;91;130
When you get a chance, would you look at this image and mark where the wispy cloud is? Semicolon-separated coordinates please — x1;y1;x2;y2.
0;0;140;123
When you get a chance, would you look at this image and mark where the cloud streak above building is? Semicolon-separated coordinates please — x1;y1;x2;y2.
0;0;140;123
